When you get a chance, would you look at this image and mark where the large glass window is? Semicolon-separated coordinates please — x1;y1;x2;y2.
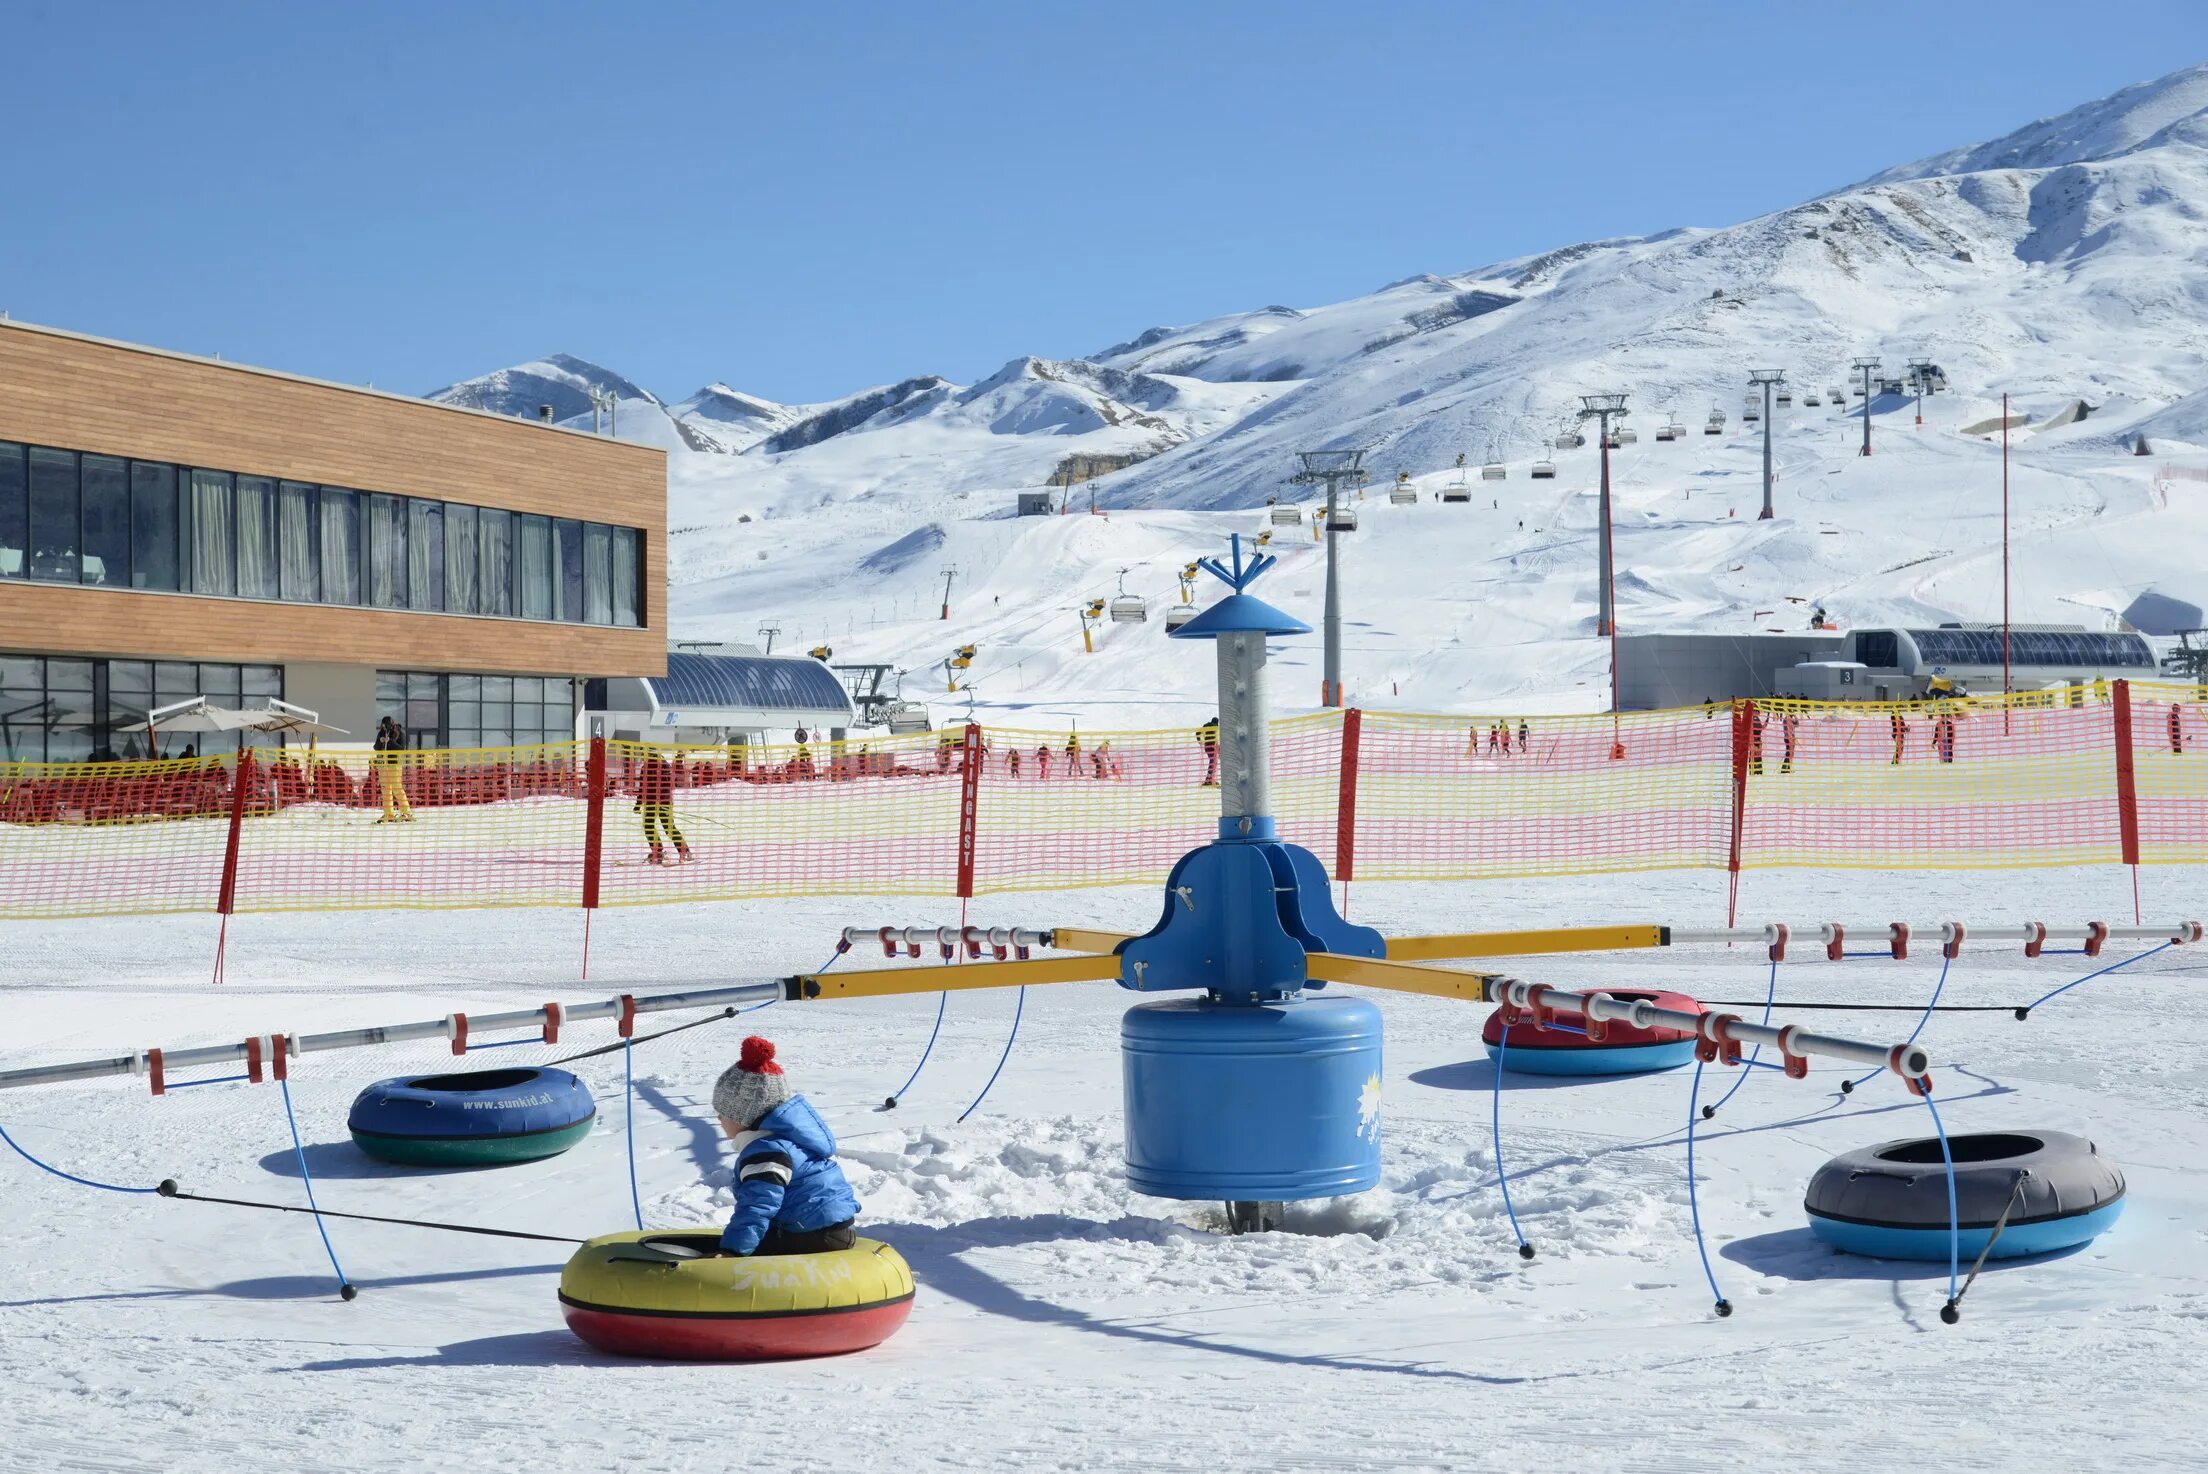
187;468;235;596
0;439;641;626
555;518;584;622
443;502;477;615
478;508;514;618
278;481;319;601
79;454;129;589
584;522;612;625
130;461;180;591
28;447;79;583
408;499;444;613
519;513;553;621
0;655;279;762
318;488;360;605
612;526;639;627
366;492;406;609
235;475;278;600
0;442;24;579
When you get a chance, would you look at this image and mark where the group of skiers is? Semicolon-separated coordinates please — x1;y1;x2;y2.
1467;719;1533;758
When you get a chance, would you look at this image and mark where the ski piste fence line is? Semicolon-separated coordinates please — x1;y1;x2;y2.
2;680;2204;928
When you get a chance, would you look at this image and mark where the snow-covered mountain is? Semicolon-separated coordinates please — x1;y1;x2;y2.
425;64;2208;723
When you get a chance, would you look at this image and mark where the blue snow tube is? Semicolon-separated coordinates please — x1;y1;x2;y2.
1806;1130;2124;1261
349;1066;597;1166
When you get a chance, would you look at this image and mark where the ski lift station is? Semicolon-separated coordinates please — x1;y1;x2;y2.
1614;626;2157;709
585;646;858;745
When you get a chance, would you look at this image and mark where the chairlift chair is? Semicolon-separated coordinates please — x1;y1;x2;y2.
1268;504;1302;526
1440;480;1472;503
1615;425;1638;445
1742;396;1761;423
1164;603;1197;630
1666;418;1687;438
1108;569;1149;624
1803;391;1823;407
1776;387;1793;406
1552;430;1580;450
1480;462;1507;481
1390;482;1419;504
1327;505;1360;532
1529;459;1556;479
1654;423;1676;441
1704;408;1725;435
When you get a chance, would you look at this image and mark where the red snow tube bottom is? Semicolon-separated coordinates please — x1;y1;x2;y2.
1481;988;1704;1050
561;1297;914;1361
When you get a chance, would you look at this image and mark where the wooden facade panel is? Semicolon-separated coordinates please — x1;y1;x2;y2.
0;320;667;673
0;579;661;675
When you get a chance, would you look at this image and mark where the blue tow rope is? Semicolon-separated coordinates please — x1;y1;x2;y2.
1683;1057;1731;1317
1703;957;1779;1120
956;985;1025;1124
1921;1082;1962;1323
1490;1027;1533;1260
1845;952;1950;1093
2020;942;2173;1017
279;1077;355;1299
0;1118;158;1195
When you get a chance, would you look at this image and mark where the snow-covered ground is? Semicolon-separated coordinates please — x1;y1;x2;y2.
4;860;2204;1471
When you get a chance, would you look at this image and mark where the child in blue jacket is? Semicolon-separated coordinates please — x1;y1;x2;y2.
711;1035;862;1256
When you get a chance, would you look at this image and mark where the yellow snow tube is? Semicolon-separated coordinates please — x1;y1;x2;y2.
559;1231;915;1360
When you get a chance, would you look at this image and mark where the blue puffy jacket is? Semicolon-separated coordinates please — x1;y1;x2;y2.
720;1095;861;1255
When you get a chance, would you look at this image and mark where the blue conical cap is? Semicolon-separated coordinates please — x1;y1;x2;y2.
1170;592;1310;639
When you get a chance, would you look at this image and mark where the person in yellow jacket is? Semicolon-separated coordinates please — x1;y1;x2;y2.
372;716;415;823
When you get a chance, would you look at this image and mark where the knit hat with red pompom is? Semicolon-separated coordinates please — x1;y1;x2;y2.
712;1035;792;1127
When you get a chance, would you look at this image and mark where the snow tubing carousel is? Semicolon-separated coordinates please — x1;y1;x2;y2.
1482;989;1703;1075
348;1066;596;1166
1805;1130;2125;1261
559;1231;916;1360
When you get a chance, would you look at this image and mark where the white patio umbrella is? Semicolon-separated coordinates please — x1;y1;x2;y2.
118;697;262;757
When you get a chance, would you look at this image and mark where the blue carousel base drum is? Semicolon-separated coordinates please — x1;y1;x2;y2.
1122;994;1382;1203
349;1066;597;1167
1805;1130;2125;1261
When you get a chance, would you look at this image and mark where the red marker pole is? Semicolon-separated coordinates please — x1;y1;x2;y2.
2003;392;2012;735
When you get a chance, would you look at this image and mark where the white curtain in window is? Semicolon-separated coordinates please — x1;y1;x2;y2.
236;476;277;599
444;503;477;615
408;500;442;612
278;483;318;601
188;469;234;596
612;527;639;627
519;515;552;620
479;510;514;617
367;495;405;608
319;489;359;604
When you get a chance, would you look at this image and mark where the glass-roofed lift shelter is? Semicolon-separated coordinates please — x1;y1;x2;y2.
586;649;859;750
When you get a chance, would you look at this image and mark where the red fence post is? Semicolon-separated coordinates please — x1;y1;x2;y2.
956;723;983;899
582;737;607;911
1335;708;1362;882
2112;680;2141;867
216;747;254;918
1726;701;1755;926
210;747;255;984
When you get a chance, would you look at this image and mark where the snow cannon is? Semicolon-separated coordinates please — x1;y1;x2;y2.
1483;988;1704;1076
348;1066;596;1167
560;1232;914;1360
1114;534;1388;1229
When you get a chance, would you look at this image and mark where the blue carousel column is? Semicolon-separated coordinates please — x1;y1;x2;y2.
1114;536;1386;1232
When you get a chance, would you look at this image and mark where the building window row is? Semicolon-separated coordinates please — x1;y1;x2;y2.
376;670;577;751
0;653;282;763
0;441;644;628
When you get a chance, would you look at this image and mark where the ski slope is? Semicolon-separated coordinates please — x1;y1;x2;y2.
669;387;2207;731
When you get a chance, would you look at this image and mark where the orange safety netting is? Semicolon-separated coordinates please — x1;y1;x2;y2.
3;681;2203;924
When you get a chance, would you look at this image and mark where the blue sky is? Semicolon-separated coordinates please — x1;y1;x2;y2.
3;3;2203;405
